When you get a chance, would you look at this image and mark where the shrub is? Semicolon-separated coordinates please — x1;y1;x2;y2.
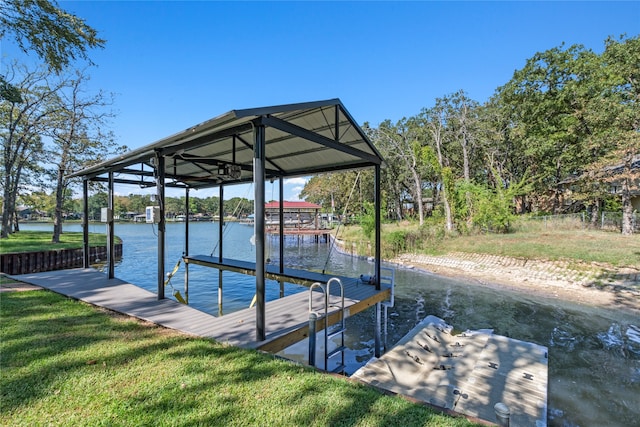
383;230;408;257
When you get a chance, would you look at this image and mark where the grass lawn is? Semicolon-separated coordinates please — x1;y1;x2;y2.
433;229;640;267
0;291;478;427
0;230;118;254
336;223;640;268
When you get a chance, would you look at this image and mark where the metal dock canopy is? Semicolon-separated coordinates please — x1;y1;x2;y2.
67;99;385;347
66;99;382;187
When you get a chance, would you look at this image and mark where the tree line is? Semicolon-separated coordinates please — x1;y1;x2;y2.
302;35;639;235
22;192;254;221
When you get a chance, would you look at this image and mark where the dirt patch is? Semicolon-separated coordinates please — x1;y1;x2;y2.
390;253;640;315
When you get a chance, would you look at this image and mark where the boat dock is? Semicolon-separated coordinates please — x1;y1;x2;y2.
12;267;390;354
352;315;548;426
265;227;332;242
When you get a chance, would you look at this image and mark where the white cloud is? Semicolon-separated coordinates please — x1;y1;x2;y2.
289;186;304;201
284;177;308;186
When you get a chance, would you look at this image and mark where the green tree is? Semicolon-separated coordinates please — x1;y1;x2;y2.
0;0;105;73
164;196;183;217
370;118;432;225
114;195;130;218
454;166;531;233
444;90;481;183
441;90;483;228
1;63;61;237
19;190;54;216
45;69;120;243
582;35;640;235
225;197;253;218
126;193;153;215
419;101;455;232
189;196;206;215
493;35;639;233
363;122;407;221
202;196;220;216
0;0;105;103
300;171;370;219
477;97;532;214
87;190;107;221
495;43;600;213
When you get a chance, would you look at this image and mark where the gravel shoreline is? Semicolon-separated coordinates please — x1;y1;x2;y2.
390;252;640;315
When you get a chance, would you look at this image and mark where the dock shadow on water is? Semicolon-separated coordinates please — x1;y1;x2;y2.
24;222;640;427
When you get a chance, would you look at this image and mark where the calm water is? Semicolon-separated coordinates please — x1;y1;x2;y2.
21;222;640;427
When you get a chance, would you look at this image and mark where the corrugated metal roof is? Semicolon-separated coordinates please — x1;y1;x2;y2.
68;99;382;189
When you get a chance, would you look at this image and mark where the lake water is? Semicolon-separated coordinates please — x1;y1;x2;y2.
20;222;640;427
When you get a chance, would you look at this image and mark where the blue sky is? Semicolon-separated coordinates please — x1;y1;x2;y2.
2;1;639;200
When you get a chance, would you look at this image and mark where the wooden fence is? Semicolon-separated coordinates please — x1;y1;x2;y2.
0;244;123;275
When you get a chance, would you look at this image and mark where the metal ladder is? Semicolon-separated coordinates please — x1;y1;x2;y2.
308;277;346;373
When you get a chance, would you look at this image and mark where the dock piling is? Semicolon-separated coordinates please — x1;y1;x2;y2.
308;312;318;367
494;402;510;426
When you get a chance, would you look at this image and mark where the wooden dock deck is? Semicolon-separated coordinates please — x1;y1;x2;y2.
12;267;390;354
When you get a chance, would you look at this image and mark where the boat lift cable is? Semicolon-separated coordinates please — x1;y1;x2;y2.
322;171;361;275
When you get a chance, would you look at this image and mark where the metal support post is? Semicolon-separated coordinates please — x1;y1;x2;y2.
218;185;224;261
218;185;224;314
374;164;381;290
254;122;266;341
107;172;115;279
279;176;284;274
156;152;166;300
82;178;89;268
184;187;190;303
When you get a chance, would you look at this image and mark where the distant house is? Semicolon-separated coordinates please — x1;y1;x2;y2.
133;214;147;223
558;155;640;211
16;206;47;220
120;211;140;221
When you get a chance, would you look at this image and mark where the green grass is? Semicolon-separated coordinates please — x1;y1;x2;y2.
0;230;119;254
336;222;640;268
432;229;640;267
0;291;477;427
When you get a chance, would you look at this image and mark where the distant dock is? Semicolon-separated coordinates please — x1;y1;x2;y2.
265;226;331;242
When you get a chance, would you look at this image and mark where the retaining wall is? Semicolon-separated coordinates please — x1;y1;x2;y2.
0;244;122;275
